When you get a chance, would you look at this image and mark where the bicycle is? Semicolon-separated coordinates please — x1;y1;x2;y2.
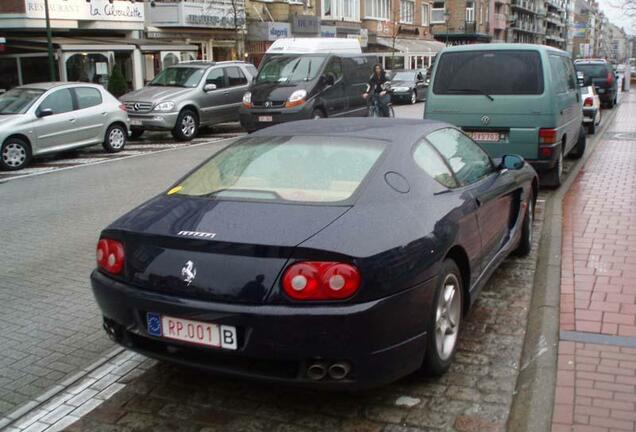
367;93;395;118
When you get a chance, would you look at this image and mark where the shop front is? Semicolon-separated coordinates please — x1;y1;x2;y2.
146;0;246;62
0;0;151;91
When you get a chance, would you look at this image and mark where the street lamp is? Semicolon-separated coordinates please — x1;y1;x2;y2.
43;0;55;81
444;11;451;46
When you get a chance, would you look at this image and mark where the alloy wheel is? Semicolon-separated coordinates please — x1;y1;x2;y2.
109;127;125;150
434;274;461;361
181;115;196;137
2;143;27;168
411;91;417;104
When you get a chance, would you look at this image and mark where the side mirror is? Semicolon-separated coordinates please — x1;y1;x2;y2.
37;108;53;118
204;83;217;92
500;154;525;171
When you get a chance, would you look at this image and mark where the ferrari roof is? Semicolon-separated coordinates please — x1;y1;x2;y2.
253;118;449;143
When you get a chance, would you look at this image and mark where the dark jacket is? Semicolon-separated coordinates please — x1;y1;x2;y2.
367;73;389;94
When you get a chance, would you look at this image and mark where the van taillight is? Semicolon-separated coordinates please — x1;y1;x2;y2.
607;71;614;86
539;128;558;145
583;97;593;107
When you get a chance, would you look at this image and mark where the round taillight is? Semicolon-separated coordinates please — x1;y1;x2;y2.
282;261;360;301
96;238;125;275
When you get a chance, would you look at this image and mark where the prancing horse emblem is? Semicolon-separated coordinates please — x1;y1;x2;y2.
181;260;196;286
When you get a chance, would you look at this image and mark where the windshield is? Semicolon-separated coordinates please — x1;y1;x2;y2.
393;72;417;81
256;55;326;83
575;64;608;78
149;67;205;88
0;88;45;114
172;135;385;203
434;50;544;95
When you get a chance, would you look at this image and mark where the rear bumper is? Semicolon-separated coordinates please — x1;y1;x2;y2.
525;142;561;173
582;108;597;123
90;270;434;389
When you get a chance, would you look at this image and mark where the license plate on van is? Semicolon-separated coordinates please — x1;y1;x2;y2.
258;116;273;122
469;132;501;142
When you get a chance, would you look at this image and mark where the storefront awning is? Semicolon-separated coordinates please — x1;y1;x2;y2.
373;37;445;54
4;37;197;53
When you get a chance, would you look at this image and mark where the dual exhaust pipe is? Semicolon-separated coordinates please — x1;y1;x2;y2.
307;361;351;381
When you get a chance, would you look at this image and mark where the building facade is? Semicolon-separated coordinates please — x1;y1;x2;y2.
429;0;492;45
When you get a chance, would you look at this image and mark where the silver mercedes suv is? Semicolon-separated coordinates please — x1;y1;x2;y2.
121;61;257;141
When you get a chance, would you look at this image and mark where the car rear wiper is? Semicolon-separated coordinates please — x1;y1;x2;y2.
448;88;494;101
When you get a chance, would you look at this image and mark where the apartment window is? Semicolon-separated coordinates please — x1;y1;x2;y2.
365;0;390;20
323;0;360;20
401;0;415;23
431;1;445;23
465;1;475;22
422;2;431;25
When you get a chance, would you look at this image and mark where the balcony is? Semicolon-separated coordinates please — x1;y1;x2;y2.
493;13;507;29
511;0;537;14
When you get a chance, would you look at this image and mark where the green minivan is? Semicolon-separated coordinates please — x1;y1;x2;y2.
424;44;586;187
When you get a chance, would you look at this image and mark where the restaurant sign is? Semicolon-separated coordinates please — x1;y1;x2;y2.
24;0;144;22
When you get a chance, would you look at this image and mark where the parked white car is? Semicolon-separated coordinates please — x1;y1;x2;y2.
0;82;130;171
581;85;601;134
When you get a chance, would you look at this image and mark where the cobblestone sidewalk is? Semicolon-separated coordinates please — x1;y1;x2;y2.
553;91;636;431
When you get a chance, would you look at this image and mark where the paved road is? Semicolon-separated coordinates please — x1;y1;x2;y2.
0;139;233;415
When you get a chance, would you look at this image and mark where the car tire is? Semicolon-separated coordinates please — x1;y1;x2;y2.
102;124;127;153
312;109;325;119
570;126;587;159
130;127;144;140
421;259;463;376
544;148;563;188
172;109;199;141
410;90;417;104
607;97;614;109
515;195;534;257
588;120;596;135
1;137;32;171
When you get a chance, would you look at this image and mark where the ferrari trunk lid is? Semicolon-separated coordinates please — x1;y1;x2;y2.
110;196;350;304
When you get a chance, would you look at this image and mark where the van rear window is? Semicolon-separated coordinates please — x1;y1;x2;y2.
433;50;544;95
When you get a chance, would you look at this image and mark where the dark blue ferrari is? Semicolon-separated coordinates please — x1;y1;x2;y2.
91;118;537;389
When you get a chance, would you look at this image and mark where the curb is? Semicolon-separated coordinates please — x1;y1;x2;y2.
507;106;619;432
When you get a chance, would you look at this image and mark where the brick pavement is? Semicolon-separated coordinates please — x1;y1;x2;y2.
553;91;636;432
0;140;229;416
19;201;547;431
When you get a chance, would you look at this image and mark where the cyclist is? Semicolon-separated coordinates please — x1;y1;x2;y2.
362;63;391;117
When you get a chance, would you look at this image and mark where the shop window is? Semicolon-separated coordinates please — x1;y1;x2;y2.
364;0;389;19
422;3;431;26
205;68;226;89
0;58;19;91
66;53;109;85
401;0;415;23
22;57;57;85
431;1;446;23
75;87;103;110
322;0;359;20
226;67;247;87
38;89;74;115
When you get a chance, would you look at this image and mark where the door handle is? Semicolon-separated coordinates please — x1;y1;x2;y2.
223;91;229;95
101;112;108;116
69;118;76;123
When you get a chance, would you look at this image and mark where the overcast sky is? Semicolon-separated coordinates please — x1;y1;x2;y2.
597;0;636;33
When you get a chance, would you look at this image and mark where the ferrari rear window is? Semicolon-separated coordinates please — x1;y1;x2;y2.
172;136;385;203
